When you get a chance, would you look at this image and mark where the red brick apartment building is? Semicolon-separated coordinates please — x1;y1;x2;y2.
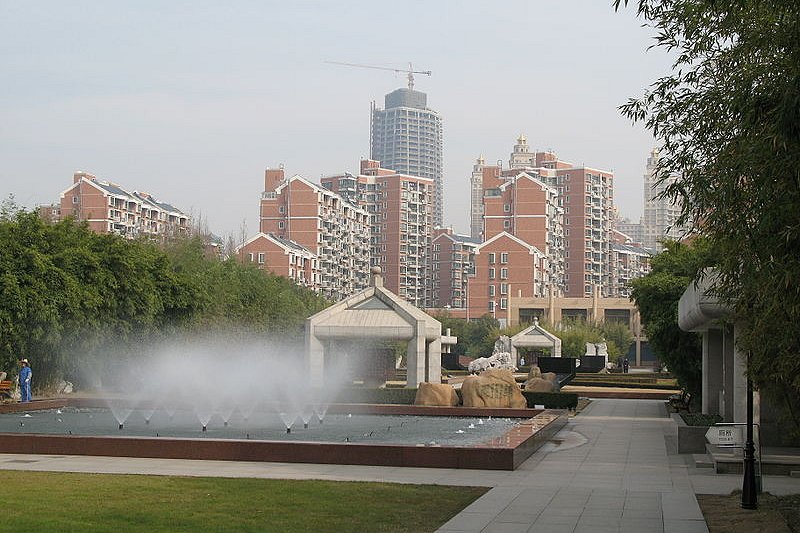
254;167;371;300
468;232;548;326
321;159;433;308
236;232;315;288
48;171;189;239
431;228;480;309
471;136;615;298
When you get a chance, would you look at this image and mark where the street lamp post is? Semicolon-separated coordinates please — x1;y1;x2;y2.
741;354;758;509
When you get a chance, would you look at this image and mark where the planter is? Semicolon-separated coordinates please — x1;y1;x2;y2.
673;413;712;454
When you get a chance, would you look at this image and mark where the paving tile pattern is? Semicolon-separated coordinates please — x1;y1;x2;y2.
437;400;709;532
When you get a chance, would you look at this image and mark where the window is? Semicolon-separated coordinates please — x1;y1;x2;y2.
248;253;254;262
503;220;511;228
500;282;508;295
488;252;496;264
258;253;265;264
500;298;508;310
503;204;511;212
488;285;495;297
72;196;78;204
500;268;508;279
489;267;496;280
488;301;495;312
500;253;509;264
278;221;285;229
279;206;285;214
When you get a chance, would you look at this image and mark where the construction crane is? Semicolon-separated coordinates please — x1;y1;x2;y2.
325;61;431;91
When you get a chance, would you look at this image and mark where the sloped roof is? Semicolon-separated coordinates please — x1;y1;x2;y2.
511;318;562;356
307;269;441;341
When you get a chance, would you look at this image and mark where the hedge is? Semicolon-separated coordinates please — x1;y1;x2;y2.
522;391;579;410
568;380;679;390
333;387;579;410
335;387;418;405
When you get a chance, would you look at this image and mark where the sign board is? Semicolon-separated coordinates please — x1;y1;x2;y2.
705;425;743;447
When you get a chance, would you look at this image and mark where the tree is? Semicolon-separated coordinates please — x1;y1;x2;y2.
630;239;714;396
616;1;800;431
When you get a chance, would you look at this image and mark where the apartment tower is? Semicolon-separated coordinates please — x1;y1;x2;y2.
259;167;371;300
641;148;685;250
321;160;433;308
370;88;443;228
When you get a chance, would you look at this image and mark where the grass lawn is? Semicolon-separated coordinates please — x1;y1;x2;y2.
0;471;488;532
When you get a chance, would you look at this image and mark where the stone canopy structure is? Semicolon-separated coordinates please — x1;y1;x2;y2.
305;267;454;388
510;318;562;362
678;268;750;423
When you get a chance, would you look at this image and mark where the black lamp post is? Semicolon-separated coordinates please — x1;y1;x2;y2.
741;351;757;509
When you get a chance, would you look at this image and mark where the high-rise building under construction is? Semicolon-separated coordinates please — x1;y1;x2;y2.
370;87;443;227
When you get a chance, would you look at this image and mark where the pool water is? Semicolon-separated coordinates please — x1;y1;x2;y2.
1;407;520;447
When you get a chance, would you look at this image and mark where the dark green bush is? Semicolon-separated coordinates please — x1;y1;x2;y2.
681;413;723;426
335;387;418;405
522;391;579;410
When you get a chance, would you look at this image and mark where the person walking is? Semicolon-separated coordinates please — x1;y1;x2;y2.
19;359;32;402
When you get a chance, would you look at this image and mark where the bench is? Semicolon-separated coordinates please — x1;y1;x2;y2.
0;380;13;400
669;389;692;413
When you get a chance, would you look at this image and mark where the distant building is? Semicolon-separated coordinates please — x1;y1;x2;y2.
370;87;443;227
470;136;613;298
430;228;480;309
258;167;371;300
615;216;645;246
52;171;189;239
610;242;653;298
469;232;548;327
641;148;686;250
36;203;61;224
321;160;433;308
236;232;316;288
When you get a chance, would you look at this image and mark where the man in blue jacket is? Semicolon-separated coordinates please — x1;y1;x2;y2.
19;359;32;403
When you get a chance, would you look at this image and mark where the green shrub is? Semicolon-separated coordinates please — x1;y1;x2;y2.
681;413;723;426
335;388;418;404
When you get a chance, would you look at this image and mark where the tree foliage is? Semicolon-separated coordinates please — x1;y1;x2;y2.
630;239;714;395
431;313;500;359
616;1;800;423
0;208;328;389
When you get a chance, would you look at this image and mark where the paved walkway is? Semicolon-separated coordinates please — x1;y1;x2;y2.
1;398;798;532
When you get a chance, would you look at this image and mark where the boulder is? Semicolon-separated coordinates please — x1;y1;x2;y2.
461;368;527;409
524;377;557;393
527;365;543;380
414;382;459;407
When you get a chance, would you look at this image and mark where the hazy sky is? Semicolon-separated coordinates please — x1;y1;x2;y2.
0;1;671;239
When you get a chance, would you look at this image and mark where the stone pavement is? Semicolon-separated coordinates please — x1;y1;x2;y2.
1;398;798;532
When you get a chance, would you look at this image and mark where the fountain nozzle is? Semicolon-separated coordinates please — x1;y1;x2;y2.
286;427;291;434
304;423;309;429
118;423;124;430
224;421;228;427
202;425;207;432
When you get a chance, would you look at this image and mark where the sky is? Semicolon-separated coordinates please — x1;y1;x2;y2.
0;1;672;240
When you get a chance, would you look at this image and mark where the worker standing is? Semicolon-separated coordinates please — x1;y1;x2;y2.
19;359;32;403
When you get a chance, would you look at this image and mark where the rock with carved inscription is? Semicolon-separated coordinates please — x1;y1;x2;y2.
414;382;459;407
461;368;527;409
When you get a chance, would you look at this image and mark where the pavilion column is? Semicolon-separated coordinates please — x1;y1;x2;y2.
304;320;325;389
406;320;426;388
426;337;442;384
